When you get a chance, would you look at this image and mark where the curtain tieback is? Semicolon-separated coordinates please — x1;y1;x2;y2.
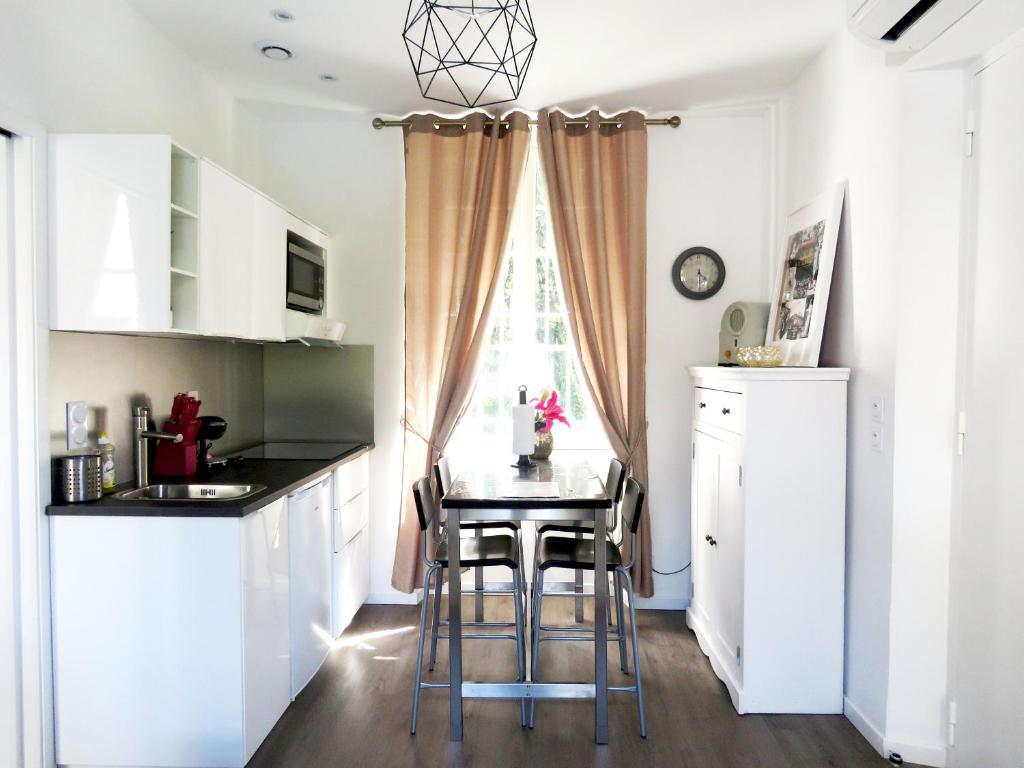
621;420;649;468
400;415;445;454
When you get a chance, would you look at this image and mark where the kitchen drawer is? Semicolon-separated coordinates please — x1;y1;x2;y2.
334;491;368;552
694;386;744;435
334;454;369;506
335;529;369;635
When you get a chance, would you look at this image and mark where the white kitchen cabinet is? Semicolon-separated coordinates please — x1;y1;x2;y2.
333;453;370;636
240;497;291;762
687;366;849;715
251;193;288;340
50;134;175;332
49;134;328;341
198;159;253;338
49;498;291;768
288;473;334;697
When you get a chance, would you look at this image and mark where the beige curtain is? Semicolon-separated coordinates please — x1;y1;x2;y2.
537;109;653;597
391;112;531;594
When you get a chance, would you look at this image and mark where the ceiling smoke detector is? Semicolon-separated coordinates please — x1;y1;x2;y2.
319;73;338;82
271;9;294;22
257;40;293;60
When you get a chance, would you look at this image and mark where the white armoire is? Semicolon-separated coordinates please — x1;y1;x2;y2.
686;366;849;714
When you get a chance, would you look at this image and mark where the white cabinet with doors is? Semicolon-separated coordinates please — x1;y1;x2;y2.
333;451;371;636
288;473;334;697
49;134;328;341
49;497;291;768
49;134;201;333
687;366;849;714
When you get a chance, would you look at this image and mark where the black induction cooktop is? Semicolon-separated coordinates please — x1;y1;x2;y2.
234;442;363;460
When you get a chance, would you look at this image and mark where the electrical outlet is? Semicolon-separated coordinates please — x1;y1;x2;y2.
870;396;885;423
187;390;199;400
870;426;884;453
66;400;89;451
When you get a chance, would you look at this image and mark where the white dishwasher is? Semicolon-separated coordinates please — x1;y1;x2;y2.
288;473;333;698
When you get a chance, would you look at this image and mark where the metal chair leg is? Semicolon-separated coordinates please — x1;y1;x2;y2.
512;567;527;727
529;568;544;729
623;568;647;738
428;565;443;671
574;532;584;622
615;570;629;674
411;565;434;734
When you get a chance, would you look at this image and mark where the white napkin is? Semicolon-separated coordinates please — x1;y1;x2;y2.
498;481;560;499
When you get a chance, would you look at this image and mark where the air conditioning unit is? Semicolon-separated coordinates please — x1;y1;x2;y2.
848;0;985;54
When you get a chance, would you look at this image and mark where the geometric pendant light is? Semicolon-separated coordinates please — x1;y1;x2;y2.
402;1;538;108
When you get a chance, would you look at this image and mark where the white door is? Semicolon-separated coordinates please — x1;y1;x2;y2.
691;430;718;628
241;498;290;762
948;42;1024;768
250;194;287;341
0;130;20;768
288;474;333;697
198;161;253;338
714;438;744;680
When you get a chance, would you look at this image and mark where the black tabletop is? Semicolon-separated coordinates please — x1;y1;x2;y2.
441;456;610;509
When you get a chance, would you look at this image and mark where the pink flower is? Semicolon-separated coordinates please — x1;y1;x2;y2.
531;389;571;432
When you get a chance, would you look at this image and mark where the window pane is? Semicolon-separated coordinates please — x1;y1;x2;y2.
549;316;567;345
549;350;567;395
535;316;546;344
534;254;547;311
547;257;561;312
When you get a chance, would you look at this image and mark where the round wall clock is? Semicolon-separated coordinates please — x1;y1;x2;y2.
671;246;726;300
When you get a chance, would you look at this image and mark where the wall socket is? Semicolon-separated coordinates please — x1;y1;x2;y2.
870;425;884;453
66;400;89;451
870;396;885;423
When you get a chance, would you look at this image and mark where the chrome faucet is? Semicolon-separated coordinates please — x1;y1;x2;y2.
132;406;183;489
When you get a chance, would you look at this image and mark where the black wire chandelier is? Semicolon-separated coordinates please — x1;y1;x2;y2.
402;1;537;109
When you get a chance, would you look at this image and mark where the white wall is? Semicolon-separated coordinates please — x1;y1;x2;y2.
644;107;773;609
254;115;410;604
885;70;963;767
778;34;901;747
778;32;967;767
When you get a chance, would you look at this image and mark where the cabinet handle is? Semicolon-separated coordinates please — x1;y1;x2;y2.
699;402;707;409
721;407;731;415
705;534;712;542
708;537;718;547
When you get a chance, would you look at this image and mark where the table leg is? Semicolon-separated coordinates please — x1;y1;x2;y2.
475;529;484;623
593;509;608;744
449;507;463;741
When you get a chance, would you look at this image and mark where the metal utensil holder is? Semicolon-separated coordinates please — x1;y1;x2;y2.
55;454;103;503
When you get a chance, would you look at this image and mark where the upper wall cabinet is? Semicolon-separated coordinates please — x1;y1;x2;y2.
197;161;254;339
49;135;327;342
50;135;190;333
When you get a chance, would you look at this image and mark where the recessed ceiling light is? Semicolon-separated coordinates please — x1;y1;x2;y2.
271;9;294;22
257;40;293;60
319;73;337;82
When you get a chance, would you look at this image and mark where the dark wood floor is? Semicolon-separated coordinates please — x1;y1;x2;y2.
248;599;893;768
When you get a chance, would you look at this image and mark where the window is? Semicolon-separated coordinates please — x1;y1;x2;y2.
448;137;608;459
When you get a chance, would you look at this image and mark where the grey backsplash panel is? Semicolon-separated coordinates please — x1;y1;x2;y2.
263;344;374;443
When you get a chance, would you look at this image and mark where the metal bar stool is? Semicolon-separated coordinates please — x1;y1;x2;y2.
530;458;629;670
431;457;527;669
410;476;528;734
530;477;647;737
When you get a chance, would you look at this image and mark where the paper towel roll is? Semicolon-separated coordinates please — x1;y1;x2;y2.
512;404;535;456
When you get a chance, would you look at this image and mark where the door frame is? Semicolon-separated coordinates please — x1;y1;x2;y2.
0;105;54;768
945;33;1024;767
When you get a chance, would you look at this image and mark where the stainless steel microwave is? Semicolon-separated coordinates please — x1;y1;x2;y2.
286;230;325;314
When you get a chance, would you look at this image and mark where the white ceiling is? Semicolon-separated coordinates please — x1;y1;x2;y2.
128;0;843;118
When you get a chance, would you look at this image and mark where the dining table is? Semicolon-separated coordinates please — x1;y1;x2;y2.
441;456;613;744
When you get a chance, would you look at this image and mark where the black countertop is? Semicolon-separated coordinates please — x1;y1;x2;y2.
46;443;371;518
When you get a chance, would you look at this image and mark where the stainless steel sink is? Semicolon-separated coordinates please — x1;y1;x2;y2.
115;483;267;501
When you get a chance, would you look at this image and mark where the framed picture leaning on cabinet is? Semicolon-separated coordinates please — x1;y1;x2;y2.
767;181;846;367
